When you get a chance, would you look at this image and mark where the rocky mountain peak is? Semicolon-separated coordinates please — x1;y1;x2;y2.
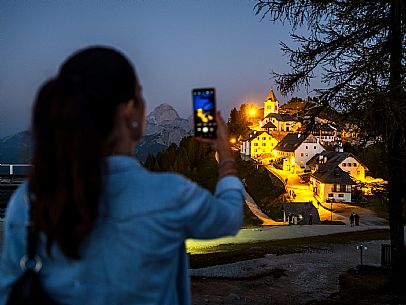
147;103;180;125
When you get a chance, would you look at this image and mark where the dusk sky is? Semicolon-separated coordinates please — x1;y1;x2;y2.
0;0;320;138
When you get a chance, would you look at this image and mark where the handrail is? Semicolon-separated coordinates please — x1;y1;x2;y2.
0;164;32;176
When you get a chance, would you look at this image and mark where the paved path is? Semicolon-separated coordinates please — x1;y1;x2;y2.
186;224;388;254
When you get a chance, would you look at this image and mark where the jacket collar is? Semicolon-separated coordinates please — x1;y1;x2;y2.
105;155;142;174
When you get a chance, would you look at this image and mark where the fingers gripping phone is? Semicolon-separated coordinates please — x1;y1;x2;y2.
192;88;217;139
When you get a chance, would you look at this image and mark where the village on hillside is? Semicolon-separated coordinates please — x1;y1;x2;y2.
236;90;388;225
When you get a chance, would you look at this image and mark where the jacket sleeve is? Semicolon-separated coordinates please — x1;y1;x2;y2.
177;175;244;239
0;184;27;305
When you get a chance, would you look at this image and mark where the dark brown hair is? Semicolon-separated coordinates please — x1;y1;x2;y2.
29;47;138;259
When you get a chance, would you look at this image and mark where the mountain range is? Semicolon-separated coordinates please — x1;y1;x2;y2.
0;103;193;165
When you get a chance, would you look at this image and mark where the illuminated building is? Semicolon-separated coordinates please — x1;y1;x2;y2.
260;90;301;132
273;133;325;172
240;131;279;160
307;151;369;203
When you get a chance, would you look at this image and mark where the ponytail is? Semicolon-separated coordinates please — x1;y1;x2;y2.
29;47;137;259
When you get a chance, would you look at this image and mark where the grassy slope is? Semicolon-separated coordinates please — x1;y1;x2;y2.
235;155;285;223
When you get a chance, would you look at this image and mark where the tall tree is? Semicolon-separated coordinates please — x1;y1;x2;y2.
255;0;406;279
227;103;259;138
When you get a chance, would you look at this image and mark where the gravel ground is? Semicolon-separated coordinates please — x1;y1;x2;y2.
191;240;388;305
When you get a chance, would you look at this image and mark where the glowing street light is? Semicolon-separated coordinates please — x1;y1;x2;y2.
356;244;368;265
230;138;237;144
246;105;258;126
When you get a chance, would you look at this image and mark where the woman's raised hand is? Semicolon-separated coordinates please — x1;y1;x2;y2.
196;112;238;178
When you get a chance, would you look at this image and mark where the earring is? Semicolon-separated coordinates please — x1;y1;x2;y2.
132;121;138;128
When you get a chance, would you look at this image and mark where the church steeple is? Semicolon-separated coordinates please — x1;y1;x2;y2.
263;89;279;118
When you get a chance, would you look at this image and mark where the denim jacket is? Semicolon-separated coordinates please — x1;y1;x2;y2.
0;155;243;305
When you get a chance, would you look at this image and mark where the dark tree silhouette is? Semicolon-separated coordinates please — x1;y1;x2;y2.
227;103;259;138
255;0;406;279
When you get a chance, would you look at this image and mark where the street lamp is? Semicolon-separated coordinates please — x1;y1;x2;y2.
356;244;368;265
330;201;333;221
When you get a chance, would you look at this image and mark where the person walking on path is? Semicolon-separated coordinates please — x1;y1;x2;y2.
354;213;360;226
0;47;244;305
350;213;355;227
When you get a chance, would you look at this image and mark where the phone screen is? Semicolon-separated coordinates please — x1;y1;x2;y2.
192;88;217;138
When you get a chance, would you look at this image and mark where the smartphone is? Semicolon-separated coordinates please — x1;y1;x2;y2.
192;88;217;138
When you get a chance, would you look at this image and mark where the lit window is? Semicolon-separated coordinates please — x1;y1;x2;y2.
254;143;258;146
262;143;266;146
255;149;257;152
262;137;266;140
305;153;308;157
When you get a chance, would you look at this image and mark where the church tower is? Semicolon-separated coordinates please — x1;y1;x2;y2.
263;89;279;118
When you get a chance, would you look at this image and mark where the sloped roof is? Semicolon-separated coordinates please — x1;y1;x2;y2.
247;131;270;142
274;133;307;152
310;123;337;132
262;121;277;129
265;90;277;102
264;113;298;122
307;153;322;167
312;164;356;185
241;130;256;141
269;131;288;142
306;150;363;168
